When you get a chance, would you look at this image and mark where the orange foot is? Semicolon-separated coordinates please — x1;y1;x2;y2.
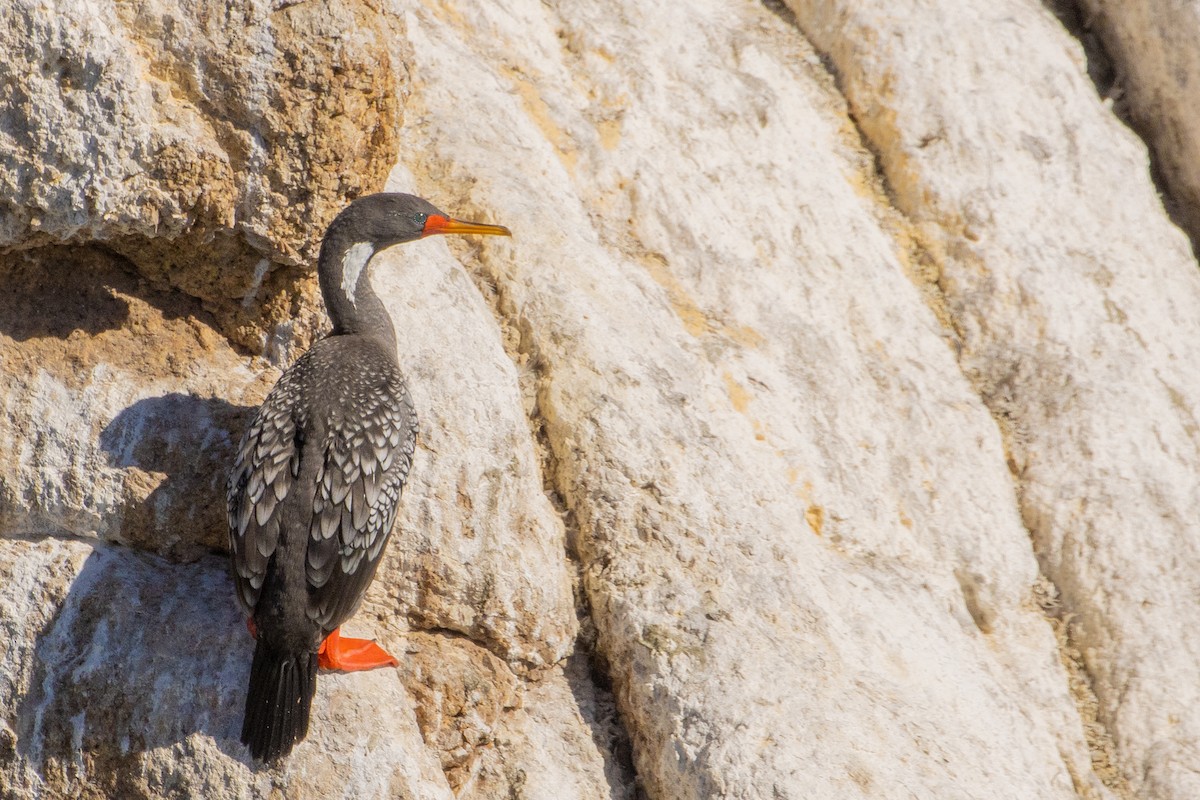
318;627;399;671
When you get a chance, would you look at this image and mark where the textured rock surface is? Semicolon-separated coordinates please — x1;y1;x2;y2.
396;3;1103;797
364;237;577;670
0;245;271;560
0;537;454;800
784;1;1200;797
0;0;403;351
3;0;1200;798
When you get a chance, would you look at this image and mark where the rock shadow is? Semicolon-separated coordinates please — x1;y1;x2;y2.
14;544;254;790
563;649;643;799
0;246;133;341
99;393;257;561
0;243;227;344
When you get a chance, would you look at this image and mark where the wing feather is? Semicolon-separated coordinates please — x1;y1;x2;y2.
227;370;303;614
304;372;418;629
229;347;418;628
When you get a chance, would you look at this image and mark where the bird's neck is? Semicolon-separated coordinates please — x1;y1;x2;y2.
317;232;398;354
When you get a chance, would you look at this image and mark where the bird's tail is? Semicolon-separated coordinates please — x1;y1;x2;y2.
240;640;319;762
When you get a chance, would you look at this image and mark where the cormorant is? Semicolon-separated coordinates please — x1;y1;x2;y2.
227;193;510;762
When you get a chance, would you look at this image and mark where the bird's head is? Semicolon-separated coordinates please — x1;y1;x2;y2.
329;193;511;249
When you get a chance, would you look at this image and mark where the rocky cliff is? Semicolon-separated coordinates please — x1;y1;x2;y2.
2;0;1199;798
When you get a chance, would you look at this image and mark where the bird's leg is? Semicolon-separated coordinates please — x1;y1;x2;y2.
317;626;399;671
246;617;258;639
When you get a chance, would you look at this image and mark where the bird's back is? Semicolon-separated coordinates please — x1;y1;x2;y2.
228;334;418;649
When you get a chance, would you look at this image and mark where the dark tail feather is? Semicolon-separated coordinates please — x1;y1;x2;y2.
240;641;318;762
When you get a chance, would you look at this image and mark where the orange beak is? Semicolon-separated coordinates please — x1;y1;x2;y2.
422;215;511;238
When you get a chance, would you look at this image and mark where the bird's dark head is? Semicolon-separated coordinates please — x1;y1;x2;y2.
317;193;510;344
328;193;511;249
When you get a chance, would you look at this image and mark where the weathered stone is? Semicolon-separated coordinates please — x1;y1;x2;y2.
784;1;1200;797
460;654;638;800
395;1;1114;797
360;233;578;670
0;245;270;560
395;632;521;792
0;0;403;351
0;537;454;800
6;0;1200;797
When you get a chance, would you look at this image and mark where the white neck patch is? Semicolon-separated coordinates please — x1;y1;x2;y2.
340;242;375;306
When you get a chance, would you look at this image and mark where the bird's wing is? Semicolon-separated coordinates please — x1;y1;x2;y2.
227;370;304;614
304;375;418;630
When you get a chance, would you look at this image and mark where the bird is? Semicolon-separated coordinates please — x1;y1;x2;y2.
227;193;510;762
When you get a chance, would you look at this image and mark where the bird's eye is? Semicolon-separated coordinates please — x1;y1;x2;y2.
412;212;428;227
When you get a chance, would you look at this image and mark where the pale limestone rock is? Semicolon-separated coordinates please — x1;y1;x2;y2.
364;235;577;669
0;1;579;791
784;0;1200;797
4;0;1200;797
0;246;272;560
460;655;637;800
394;632;522;791
396;1;1113;797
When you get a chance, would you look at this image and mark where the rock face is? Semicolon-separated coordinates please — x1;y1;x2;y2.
0;0;403;352
2;0;1200;798
785;3;1200;797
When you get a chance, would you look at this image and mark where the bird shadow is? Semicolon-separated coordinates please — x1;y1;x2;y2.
13;544;255;787
98;393;257;561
